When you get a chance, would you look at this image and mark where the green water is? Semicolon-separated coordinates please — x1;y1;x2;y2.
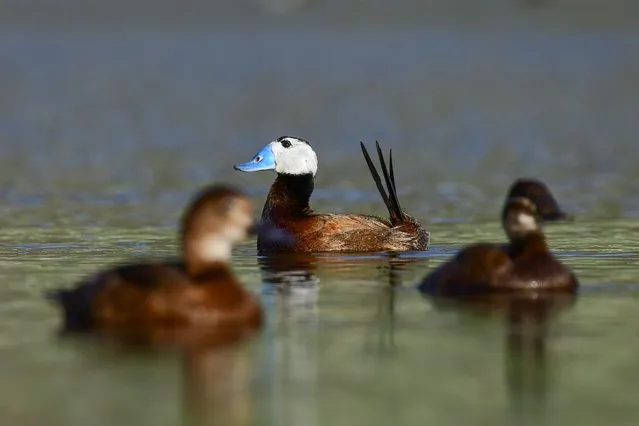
1;219;638;425
2;0;639;424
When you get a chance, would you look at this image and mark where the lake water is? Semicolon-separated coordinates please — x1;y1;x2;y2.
1;1;639;425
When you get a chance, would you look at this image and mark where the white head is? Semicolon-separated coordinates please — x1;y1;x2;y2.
234;136;318;176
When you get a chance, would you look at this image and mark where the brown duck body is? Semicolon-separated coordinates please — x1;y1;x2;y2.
420;235;577;296
51;262;262;344
257;173;428;253
47;185;266;345
419;197;578;296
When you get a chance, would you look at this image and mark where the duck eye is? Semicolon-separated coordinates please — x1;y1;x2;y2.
281;139;292;148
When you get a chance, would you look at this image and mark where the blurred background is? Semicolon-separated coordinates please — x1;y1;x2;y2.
1;0;639;224
1;1;639;426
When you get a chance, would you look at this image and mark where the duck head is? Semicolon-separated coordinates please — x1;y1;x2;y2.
501;196;542;241
180;185;293;269
233;136;318;176
506;178;572;221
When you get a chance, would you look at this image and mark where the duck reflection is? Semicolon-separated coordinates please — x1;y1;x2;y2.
181;339;255;426
258;252;320;299
362;254;410;358
55;326;257;426
255;251;427;426
423;290;577;423
502;292;576;424
78;251;333;426
257;251;426;360
256;252;321;426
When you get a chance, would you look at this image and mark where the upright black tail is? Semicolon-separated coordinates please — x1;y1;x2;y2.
360;141;405;224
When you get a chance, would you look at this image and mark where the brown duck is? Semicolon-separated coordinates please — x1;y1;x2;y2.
234;136;429;253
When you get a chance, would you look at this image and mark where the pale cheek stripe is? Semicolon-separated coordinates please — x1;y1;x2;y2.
199;238;232;261
516;213;537;230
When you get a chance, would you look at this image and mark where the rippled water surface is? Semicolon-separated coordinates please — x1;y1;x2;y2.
1;1;639;425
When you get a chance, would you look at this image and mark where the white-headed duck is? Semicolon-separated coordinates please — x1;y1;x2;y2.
233;136;429;253
47;184;289;344
506;178;572;221
418;196;578;297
